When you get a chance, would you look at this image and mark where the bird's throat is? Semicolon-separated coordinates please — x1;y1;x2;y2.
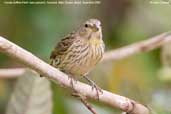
89;37;102;46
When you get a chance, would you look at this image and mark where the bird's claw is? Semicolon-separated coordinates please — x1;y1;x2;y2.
90;82;103;100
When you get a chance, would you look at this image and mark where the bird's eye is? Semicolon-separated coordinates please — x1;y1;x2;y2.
85;24;88;28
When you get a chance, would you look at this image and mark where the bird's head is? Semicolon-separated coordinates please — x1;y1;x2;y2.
78;19;102;42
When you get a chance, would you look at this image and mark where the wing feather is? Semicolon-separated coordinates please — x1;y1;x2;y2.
50;33;76;65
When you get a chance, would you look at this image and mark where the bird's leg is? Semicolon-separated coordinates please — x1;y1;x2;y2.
83;76;103;100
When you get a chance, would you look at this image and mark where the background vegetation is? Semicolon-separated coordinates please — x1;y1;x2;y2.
0;0;171;114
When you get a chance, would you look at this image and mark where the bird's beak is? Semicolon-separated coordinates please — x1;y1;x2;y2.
92;25;99;32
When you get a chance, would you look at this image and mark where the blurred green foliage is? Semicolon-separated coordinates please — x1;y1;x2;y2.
1;0;171;114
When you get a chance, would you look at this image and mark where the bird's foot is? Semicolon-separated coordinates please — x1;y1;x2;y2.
83;76;103;100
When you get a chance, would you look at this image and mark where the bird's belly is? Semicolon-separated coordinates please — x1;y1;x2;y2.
68;59;98;76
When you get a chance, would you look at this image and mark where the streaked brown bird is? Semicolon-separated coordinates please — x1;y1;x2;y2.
50;19;105;97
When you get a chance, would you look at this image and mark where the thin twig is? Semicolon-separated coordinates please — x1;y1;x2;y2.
80;98;97;114
0;37;149;114
102;32;171;62
0;68;26;78
72;92;97;114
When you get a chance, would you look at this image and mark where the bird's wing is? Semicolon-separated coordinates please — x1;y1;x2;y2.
50;33;76;64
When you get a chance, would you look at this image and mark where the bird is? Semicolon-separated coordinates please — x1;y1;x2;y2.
49;19;105;98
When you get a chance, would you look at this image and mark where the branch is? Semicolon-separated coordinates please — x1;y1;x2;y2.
0;68;26;78
1;32;171;78
0;68;97;114
0;37;149;114
103;32;171;62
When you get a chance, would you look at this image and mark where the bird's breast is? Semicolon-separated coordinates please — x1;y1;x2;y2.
71;40;104;76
